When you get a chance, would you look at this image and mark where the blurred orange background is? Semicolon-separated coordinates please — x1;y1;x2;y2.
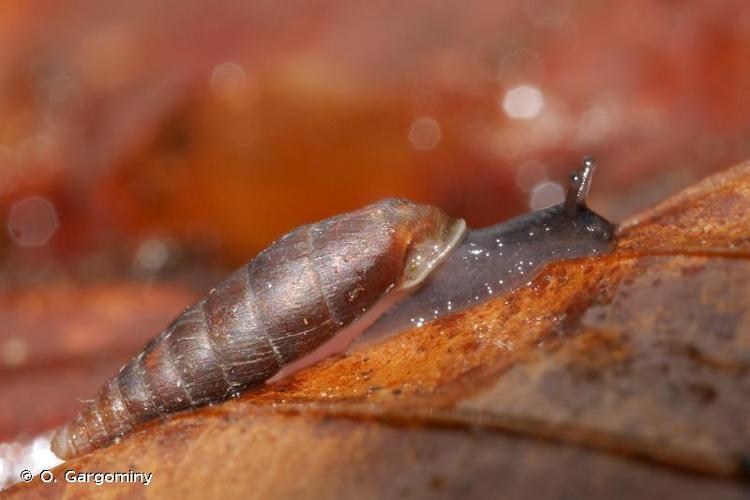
2;0;750;487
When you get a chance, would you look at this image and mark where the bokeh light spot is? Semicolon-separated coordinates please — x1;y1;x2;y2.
502;85;544;119
409;116;442;151
579;106;612;143
1;337;28;368
210;61;250;107
135;238;170;273
6;196;59;247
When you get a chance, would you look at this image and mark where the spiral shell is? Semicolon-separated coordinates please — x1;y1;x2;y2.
51;198;466;459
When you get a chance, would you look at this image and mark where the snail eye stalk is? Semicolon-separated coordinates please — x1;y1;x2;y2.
565;156;596;218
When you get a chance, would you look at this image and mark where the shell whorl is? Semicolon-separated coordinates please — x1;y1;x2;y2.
51;198;465;459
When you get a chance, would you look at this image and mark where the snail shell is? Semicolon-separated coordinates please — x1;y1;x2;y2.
52;157;614;460
51;198;466;459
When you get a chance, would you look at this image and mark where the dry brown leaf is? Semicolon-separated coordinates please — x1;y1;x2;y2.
7;162;750;499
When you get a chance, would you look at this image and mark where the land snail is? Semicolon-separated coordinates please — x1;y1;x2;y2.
52;157;614;459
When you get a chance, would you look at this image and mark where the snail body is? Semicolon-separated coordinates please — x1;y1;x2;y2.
52;157;613;459
364;162;613;339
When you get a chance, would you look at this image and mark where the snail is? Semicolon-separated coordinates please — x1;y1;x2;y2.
51;157;614;459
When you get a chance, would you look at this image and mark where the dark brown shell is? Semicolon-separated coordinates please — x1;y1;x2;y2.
51;198;464;459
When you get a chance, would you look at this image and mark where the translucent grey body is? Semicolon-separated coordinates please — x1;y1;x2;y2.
365;161;614;339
